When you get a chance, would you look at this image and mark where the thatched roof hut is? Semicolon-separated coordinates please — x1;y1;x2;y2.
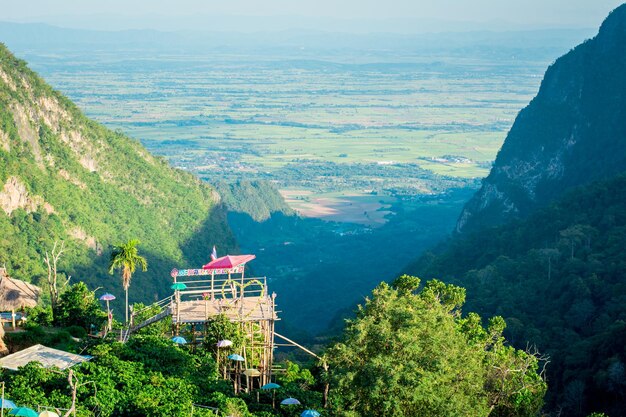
0;268;40;311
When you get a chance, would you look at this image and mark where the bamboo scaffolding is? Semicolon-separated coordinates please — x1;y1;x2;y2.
170;266;277;390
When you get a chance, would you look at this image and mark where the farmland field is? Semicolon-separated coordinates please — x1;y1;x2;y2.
17;48;549;224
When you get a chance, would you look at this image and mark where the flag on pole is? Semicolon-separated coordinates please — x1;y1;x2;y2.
211;245;218;261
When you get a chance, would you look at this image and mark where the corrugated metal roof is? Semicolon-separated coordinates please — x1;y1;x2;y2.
0;344;91;371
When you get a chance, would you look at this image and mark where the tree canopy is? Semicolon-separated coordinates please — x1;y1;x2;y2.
327;276;546;417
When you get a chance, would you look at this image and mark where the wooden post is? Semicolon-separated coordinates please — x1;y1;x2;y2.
106;300;112;332
241;267;245;298
175;290;181;335
11;310;15;330
242;344;248;393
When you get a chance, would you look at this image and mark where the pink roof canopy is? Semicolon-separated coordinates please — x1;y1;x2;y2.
202;255;256;270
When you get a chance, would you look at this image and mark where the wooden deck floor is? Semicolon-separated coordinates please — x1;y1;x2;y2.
172;297;277;323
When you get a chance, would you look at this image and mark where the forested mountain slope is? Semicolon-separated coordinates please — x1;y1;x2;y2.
406;5;626;414
409;174;626;416
457;4;626;232
213;180;293;222
0;43;236;308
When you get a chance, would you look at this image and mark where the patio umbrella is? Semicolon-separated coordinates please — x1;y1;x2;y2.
38;411;60;417
216;339;233;348
280;398;301;405
227;354;245;361
301;410;321;417
171;336;187;344
243;368;261;377
99;293;116;331
99;293;116;301
0;399;16;409
261;382;281;408
8;408;38;417
202;255;256;270
171;283;187;291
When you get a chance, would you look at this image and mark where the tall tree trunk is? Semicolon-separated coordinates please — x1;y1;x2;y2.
125;287;129;323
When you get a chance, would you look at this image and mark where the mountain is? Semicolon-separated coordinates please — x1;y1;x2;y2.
407;5;626;415
411;175;626;416
0;43;237;310
457;4;626;233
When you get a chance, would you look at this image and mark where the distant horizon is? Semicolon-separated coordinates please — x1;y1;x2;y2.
2;0;623;34
0;18;599;36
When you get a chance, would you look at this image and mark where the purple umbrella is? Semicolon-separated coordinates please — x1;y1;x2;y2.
99;293;116;301
99;293;116;332
216;339;233;348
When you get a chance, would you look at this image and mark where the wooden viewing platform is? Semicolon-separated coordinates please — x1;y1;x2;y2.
168;255;278;389
121;253;323;396
172;294;278;324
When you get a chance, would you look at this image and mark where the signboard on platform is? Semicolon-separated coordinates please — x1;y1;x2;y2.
171;266;245;278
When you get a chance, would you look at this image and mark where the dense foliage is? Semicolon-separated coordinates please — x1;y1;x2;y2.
409;174;626;416
1;329;326;416
1;277;552;417
53;282;107;330
214;180;293;222
328;276;546;417
0;43;236;311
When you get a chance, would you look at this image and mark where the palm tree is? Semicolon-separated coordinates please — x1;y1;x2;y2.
108;239;147;323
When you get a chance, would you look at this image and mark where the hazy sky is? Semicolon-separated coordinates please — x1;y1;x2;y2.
3;0;625;32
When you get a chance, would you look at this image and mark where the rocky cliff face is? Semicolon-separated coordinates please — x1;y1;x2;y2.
457;4;626;232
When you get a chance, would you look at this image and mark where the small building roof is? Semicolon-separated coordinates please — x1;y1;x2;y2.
0;268;40;311
202;255;256;270
0;344;91;371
